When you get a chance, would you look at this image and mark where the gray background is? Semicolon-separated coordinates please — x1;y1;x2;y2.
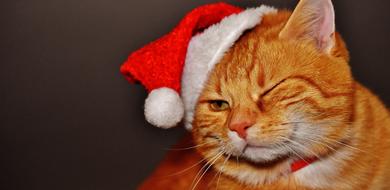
1;0;389;189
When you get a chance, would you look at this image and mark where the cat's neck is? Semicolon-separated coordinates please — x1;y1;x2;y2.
292;141;355;189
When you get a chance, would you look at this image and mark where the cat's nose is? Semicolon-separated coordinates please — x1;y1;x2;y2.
229;121;253;139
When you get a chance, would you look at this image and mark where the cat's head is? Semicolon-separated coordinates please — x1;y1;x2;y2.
192;0;354;184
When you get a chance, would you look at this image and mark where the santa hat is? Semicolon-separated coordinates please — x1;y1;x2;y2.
120;3;276;130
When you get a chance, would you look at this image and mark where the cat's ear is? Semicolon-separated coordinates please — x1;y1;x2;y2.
279;0;336;53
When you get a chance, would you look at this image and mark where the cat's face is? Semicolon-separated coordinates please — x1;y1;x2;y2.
192;0;354;184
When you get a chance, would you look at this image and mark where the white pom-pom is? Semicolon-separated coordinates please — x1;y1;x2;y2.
144;87;184;129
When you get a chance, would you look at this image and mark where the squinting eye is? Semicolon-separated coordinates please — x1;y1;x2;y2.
209;100;229;111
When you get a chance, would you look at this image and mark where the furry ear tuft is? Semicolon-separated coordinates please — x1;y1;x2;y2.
279;0;336;53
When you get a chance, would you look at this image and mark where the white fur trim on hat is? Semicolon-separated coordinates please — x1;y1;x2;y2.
144;87;184;129
181;5;277;130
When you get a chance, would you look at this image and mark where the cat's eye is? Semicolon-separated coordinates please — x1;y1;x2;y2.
261;79;287;98
209;100;229;111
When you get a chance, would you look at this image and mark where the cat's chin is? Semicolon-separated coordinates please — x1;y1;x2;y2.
226;131;289;164
242;146;288;164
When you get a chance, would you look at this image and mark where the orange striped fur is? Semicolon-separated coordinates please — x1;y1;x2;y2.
140;1;390;189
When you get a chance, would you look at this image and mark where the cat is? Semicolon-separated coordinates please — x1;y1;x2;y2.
139;0;390;189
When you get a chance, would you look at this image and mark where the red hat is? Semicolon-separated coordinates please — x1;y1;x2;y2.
120;3;276;129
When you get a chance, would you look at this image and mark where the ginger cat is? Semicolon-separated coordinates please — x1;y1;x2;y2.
140;0;390;189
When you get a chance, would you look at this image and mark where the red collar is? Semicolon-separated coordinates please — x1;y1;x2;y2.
290;158;318;172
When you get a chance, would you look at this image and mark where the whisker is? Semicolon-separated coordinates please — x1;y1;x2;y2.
161;152;216;178
282;137;322;160
280;120;349;126
301;136;338;152
294;136;345;163
296;131;369;155
293;130;379;165
165;141;217;151
278;140;310;164
206;142;230;188
324;137;366;153
190;150;224;188
190;151;225;190
261;128;288;133
297;135;369;167
216;153;231;190
279;119;368;156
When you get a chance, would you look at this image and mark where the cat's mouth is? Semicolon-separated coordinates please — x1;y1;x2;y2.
203;133;290;164
223;131;286;162
223;145;290;167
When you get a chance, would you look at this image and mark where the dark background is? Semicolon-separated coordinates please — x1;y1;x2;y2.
1;0;389;189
